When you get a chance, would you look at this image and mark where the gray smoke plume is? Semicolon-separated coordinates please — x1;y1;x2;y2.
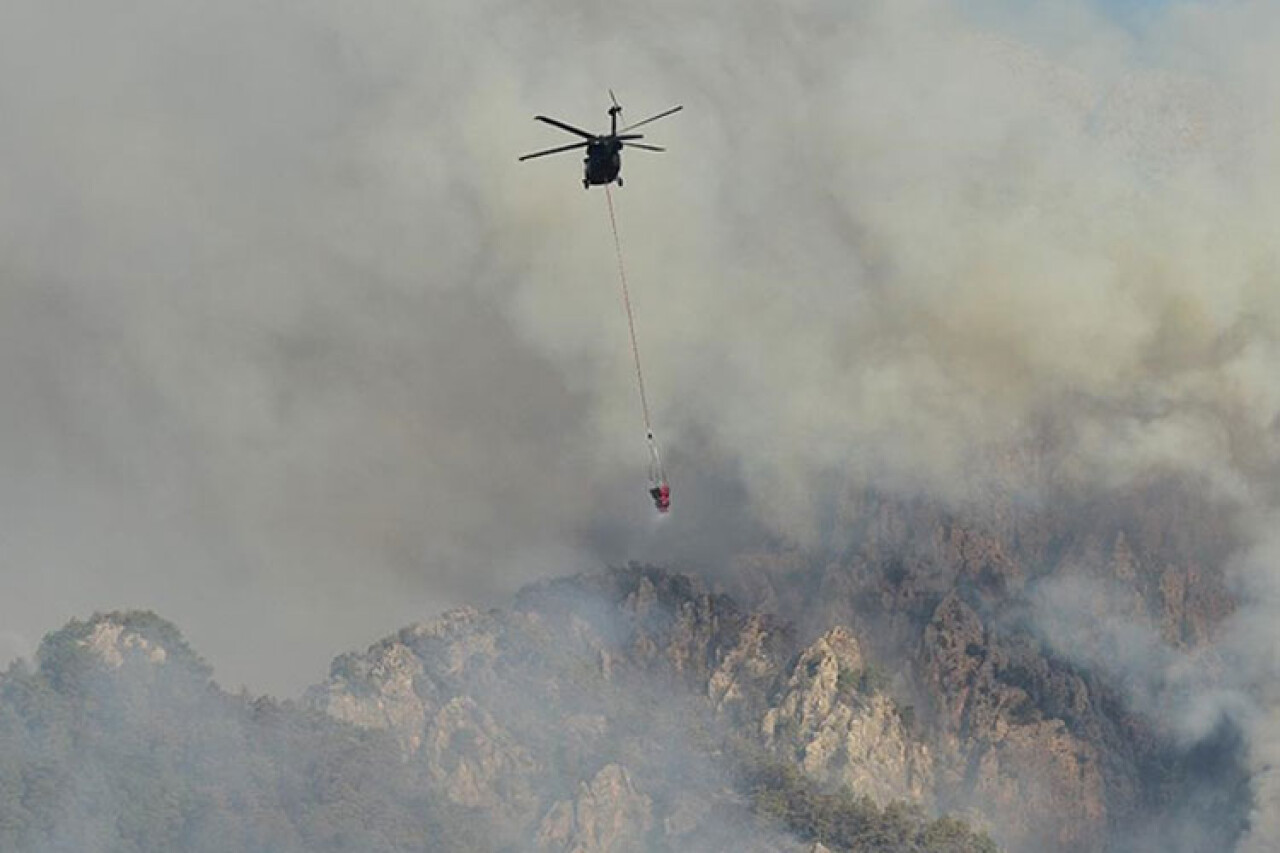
5;0;1280;844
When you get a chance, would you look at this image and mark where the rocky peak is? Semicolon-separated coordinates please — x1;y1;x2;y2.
516;565;793;693
536;764;654;853
35;610;211;693
306;604;519;752
403;605;503;676
311;637;428;751
81;620;169;668
768;627;864;726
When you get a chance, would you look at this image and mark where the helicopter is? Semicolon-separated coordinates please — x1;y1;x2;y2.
518;91;682;189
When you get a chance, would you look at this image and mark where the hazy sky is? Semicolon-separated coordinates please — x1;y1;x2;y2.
3;0;1279;725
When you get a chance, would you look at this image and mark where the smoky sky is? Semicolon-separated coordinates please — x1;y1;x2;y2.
3;0;1280;752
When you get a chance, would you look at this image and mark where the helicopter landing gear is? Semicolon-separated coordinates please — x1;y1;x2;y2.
616;176;623;187
583;178;590;189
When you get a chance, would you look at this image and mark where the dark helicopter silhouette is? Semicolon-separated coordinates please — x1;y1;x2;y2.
519;92;682;189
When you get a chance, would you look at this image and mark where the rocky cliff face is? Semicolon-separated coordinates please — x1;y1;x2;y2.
761;627;933;806
305;571;794;848
303;567;994;851
1;508;1245;853
536;764;653;853
301;542;1242;852
920;593;1107;851
723;479;1248;851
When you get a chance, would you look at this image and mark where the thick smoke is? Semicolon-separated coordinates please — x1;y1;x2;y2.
1209;519;1280;851
5;2;1280;841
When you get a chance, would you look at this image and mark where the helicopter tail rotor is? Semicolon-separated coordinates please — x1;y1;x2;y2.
608;89;623;135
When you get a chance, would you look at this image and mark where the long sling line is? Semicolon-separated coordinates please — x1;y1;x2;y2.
604;184;653;438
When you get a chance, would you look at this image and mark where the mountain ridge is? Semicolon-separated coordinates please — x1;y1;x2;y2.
1;531;1250;851
2;567;1002;852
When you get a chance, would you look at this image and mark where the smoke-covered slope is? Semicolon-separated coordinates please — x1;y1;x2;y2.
724;477;1251;851
0;549;1250;852
0;574;998;853
0;612;489;852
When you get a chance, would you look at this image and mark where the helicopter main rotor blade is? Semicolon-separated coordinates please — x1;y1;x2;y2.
609;89;621;110
615;134;645;141
518;140;590;161
534;115;595;140
625;143;665;152
622;105;683;132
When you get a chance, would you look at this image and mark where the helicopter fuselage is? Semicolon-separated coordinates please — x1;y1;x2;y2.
584;138;623;187
519;97;680;189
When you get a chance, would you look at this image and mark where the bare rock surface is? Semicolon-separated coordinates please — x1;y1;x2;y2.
298;545;1242;852
763;628;933;805
537;764;653;853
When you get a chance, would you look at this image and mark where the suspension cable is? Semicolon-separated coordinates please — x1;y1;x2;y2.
604;185;653;436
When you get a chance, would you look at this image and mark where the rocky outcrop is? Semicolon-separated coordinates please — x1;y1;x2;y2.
310;638;428;752
720;476;1249;852
763;628;933;805
34;610;212;694
306;568;972;848
425;696;540;821
306;606;519;753
921;592;1109;852
708;612;789;723
964;717;1105;852
536;764;653;853
298;556;1239;853
81;620;169;668
920;593;989;734
7;536;1245;853
518;570;792;693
